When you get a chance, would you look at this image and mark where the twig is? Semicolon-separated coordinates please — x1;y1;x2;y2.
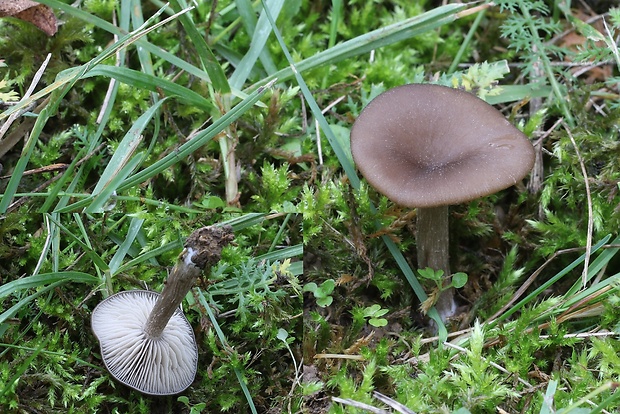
532;117;562;148
314;353;365;360
538;330;619;340
527;44;545;197
0;163;68;180
602;15;620;68
563;121;593;287
205;0;218;35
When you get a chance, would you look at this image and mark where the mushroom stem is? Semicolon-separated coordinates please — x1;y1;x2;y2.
144;249;202;338
416;206;456;321
143;225;234;338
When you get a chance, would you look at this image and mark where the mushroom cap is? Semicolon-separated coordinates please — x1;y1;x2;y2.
350;84;535;208
91;290;198;395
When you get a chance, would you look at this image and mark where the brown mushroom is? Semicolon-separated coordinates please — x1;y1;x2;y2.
350;83;535;322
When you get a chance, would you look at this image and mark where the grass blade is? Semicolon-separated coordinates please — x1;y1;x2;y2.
0;338;48;400
0;283;63;325
44;214;109;271
328;0;343;49
256;244;303;264
489;235;612;327
0;272;98;299
85;99;166;213
109;217;145;276
252;2;469;88
169;0;230;93
36;0;218;89
220;213;268;231
235;0;279;77
0;106;49;214
540;379;558;414
195;289;258;413
83;66;214;111
117;79;275;191
566;234;620;296
229;0;284;89
1;3;190;121
115;240;183;275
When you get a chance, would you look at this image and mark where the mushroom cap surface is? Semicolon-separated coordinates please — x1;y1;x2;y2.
350;84;535;207
91;290;198;395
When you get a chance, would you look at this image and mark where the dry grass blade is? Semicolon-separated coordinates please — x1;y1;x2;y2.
487;236;613;325
563;121;594;287
372;391;417;414
332;397;391;414
0;53;50;150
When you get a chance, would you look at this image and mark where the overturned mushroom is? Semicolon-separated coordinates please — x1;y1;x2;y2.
350;84;534;322
91;225;234;395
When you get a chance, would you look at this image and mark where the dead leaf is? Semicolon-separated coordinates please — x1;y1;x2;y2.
336;273;355;285
419;288;439;315
0;0;57;36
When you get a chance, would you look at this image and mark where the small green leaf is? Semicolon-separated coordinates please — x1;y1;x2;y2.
418;267;444;281
368;317;388;327
302;282;318;293
276;328;288;342
451;272;468;289
195;196;226;209
318;279;335;295
316;296;333;307
362;304;381;317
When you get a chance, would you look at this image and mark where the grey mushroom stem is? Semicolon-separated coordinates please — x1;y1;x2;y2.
144;249;202;338
416;206;456;321
143;225;234;338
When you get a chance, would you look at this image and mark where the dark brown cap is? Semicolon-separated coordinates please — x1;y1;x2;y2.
350;84;535;207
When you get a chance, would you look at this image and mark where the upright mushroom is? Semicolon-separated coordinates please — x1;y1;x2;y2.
91;224;234;395
350;84;535;322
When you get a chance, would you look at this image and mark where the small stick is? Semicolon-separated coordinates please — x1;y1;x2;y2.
144;225;234;337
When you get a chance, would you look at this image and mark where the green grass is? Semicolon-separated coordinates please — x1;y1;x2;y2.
1;0;620;412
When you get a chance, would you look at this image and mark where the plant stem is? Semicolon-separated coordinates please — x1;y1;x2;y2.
218;132;239;205
144;225;234;338
519;1;574;126
448;4;487;74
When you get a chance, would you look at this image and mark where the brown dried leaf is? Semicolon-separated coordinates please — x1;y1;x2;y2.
0;0;57;36
419;288;439;315
335;273;355;285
